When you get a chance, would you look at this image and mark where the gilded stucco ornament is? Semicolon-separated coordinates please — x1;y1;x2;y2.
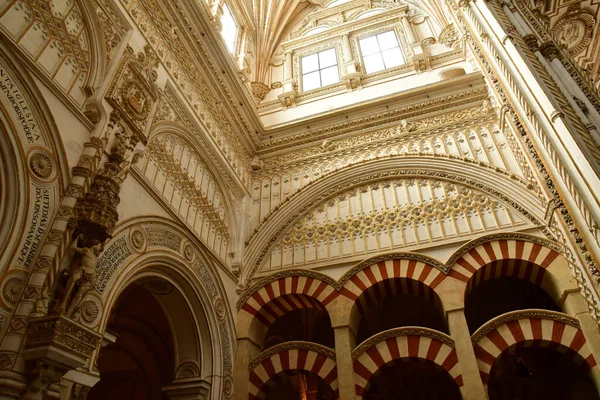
551;5;595;57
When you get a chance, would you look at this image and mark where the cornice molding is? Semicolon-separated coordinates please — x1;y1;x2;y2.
257;73;487;152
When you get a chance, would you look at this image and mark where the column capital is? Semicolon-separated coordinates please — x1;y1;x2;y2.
522;34;540;52
539;41;560;61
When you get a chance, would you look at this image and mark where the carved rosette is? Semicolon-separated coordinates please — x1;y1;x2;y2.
28;149;56;181
214;297;226;321
181;241;195;263
1;273;26;307
129;227;147;252
223;374;233;398
76;294;102;327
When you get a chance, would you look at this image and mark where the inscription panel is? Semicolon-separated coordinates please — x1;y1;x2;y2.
95;235;132;294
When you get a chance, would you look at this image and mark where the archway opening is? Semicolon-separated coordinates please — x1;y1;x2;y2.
354;278;447;344
262;370;336;400
364;358;462;400
488;344;600;400
89;282;175;400
263;308;334;349
256;294;334;350
465;260;561;333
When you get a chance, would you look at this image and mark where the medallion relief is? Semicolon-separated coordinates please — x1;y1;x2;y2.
551;6;595;57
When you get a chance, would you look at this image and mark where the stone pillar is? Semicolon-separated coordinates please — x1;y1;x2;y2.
163;379;211;400
341;34;361;91
401;13;423;56
21;315;102;400
279;52;297;108
333;326;356;400
447;308;487;400
60;368;100;400
232;338;260;400
563;290;600;364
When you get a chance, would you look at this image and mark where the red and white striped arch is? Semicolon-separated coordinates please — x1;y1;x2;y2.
240;275;338;326
449;239;561;285
353;334;462;396
340;259;448;301
473;316;598;384
248;347;338;399
353;278;444;319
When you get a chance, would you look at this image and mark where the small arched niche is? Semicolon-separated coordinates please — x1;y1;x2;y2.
352;278;448;345
262;370;337;400
464;259;562;334
253;293;335;350
364;359;463;400
488;343;600;400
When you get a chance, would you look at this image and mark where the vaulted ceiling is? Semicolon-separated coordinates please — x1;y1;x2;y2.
251;0;326;81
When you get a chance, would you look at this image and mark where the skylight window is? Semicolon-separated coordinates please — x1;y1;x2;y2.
301;48;340;91
327;0;352;7
359;30;405;74
221;3;237;53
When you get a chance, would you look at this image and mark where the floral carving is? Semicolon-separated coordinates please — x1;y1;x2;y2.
79;300;99;324
175;362;200;379
214;297;226;321
29;153;53;179
2;276;25;305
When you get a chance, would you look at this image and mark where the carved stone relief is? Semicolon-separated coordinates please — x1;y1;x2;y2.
259;177;533;272
0;0;92;107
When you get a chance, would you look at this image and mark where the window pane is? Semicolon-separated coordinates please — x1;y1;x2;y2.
359;36;380;56
302;54;320;73
319;48;337;68
377;31;399;51
221;4;237;53
303;71;321;91
320;66;340;86
363;53;385;74
382;47;404;69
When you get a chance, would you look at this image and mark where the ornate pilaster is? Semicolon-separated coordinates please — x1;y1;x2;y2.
12;44;163;399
